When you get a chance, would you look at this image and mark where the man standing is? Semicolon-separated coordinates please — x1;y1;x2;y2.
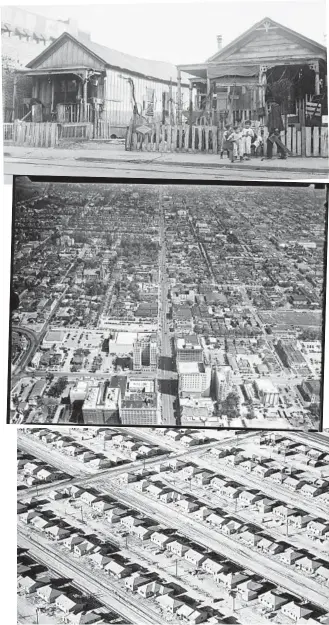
264;101;289;159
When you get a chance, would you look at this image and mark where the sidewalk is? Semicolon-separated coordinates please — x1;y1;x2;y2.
4;142;328;178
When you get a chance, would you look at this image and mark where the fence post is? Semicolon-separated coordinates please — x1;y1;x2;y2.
305;126;312;156
313;126;319;157
301;127;306;156
213;126;218;154
320;126;328;157
297;129;302;156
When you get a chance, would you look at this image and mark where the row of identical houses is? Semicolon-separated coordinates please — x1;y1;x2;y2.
2;9;327;137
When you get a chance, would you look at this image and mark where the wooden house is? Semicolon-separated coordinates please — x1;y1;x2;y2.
177;17;327;128
14;31;192;135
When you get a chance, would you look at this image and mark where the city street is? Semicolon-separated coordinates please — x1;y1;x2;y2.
158;194;177;426
4;145;328;180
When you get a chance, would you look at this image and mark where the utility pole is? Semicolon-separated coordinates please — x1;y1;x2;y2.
80;506;84;523
175;558;178;577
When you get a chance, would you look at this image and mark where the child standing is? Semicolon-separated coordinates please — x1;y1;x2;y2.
228;125;243;162
221;123;233;160
242;120;254;160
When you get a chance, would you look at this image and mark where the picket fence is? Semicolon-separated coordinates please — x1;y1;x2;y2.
126;123;329;158
3;119;114;147
5;121;59;147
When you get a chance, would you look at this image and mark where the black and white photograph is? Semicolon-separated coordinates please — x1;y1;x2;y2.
1;1;328;180
8;178;327;430
17;425;329;625
1;2;329;624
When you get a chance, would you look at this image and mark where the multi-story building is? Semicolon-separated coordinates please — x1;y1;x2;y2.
176;335;203;362
256;379;279;407
177;361;212;397
70;380;88;403
133;334;157;371
127;377;155;394
214;366;233;402
82;382;121;425
120;392;158;425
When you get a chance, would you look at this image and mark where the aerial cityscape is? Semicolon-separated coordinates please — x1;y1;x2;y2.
17;426;329;625
9;179;326;430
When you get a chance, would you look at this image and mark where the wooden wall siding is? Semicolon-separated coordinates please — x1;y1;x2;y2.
12;121;58;147
215;30;324;64
126;122;328;157
104;68;190;126
34;39;104;70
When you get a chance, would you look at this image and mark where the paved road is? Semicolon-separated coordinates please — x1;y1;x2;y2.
100;484;329;610
5;147;328;180
18;528;165;625
158;194;177;426
194;454;329;522
158;469;329;563
288;432;329;453
11;326;38;375
17;434;91;478
17;434;171;500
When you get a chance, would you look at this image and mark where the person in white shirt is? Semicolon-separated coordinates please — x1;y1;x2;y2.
242;120;254;160
228;125;243;162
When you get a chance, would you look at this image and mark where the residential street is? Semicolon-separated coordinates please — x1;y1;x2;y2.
97;483;329;611
4;144;328;180
18;528;165;625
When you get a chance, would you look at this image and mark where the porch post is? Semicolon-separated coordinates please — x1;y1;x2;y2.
169;79;174;125
83;71;88;121
12;73;17;120
51;77;55;113
259;65;267;109
189;80;193;124
177;68;182;124
310;61;320;96
206;75;211;122
32;76;38;99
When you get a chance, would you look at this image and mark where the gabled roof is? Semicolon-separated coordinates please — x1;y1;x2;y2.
26;31;191;85
207;17;326;64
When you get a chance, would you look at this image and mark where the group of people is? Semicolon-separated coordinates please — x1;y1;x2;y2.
221;101;290;163
221;120;261;162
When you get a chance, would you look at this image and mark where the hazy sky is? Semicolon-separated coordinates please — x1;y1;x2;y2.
21;0;326;65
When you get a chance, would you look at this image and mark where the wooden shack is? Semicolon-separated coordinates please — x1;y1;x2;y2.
177;17;327;128
13;31;192;137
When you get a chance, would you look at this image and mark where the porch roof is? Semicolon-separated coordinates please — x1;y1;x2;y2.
17;66;101;76
25;31;192;86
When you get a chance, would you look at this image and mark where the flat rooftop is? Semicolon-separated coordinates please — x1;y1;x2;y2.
178;362;206;374
115;332;137;345
177;335;202;350
44;329;66;343
256;378;279;394
84;383;120;410
122;392;157;409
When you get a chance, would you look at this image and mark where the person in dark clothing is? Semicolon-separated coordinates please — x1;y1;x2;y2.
264;101;289;159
